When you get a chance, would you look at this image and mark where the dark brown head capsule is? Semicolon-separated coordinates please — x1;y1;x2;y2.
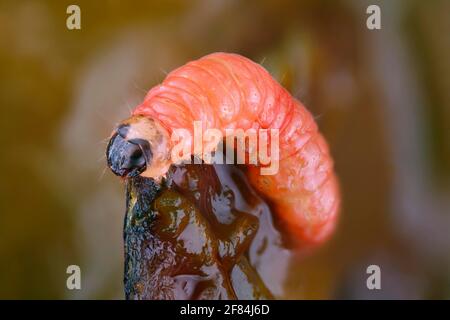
106;115;172;180
106;124;152;178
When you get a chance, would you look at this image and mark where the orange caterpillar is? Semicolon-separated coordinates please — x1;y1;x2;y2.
110;53;340;247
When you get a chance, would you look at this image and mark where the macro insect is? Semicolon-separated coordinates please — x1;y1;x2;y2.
106;53;340;299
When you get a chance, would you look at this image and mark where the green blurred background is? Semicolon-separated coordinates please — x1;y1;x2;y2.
0;0;449;299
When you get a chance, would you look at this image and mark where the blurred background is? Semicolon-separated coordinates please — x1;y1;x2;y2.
0;0;449;299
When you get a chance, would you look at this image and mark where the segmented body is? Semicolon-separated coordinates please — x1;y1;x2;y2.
133;53;340;245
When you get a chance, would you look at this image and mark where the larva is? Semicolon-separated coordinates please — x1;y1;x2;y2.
108;52;340;247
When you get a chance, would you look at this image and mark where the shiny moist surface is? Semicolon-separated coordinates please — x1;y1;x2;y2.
124;163;290;299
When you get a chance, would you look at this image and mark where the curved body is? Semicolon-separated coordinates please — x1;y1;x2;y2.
132;53;340;246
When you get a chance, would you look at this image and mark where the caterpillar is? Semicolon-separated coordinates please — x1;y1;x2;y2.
107;52;340;247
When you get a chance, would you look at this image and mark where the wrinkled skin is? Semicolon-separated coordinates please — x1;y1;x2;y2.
123;162;275;299
134;53;340;245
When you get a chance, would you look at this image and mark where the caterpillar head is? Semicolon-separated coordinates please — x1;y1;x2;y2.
106;115;171;181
